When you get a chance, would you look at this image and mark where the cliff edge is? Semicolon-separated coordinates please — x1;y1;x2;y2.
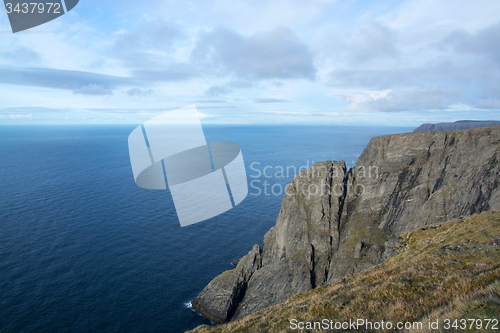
191;126;500;323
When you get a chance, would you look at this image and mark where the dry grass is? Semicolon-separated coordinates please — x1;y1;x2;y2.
187;210;500;333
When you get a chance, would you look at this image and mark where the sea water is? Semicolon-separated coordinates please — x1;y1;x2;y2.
0;125;413;332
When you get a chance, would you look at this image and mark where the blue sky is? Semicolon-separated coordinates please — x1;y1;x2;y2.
1;0;499;125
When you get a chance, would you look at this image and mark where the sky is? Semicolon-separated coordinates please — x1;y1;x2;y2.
0;0;499;125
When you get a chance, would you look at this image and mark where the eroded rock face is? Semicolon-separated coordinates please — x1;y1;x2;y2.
327;127;500;282
191;244;261;323
233;161;347;319
192;126;500;322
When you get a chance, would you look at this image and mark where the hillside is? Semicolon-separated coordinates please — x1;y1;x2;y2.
188;210;500;332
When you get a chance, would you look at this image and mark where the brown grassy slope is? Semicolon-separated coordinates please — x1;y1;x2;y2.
188;210;500;333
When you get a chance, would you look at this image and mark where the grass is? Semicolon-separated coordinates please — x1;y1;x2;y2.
187;210;500;333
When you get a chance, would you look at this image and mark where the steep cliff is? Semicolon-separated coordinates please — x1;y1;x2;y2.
189;210;500;333
191;126;500;323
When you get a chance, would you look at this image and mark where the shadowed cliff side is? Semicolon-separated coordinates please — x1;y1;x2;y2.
192;126;500;323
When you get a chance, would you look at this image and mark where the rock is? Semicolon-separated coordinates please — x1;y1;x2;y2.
353;242;363;259
192;126;500;322
413;120;500;132
191;244;261;323
383;238;403;260
232;160;347;319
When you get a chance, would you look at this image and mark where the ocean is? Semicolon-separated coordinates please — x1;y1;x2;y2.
0;125;413;332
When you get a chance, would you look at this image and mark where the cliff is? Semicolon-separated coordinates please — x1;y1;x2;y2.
189;210;500;332
191;126;500;324
413;120;500;132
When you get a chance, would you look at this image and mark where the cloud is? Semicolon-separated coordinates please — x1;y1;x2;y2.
228;80;254;88
261;111;343;117
1;1;499;124
125;88;153;97
196;105;236;110
326;65;468;90
130;67;198;82
341;88;464;112
327;66;471;111
0;65;194;96
111;20;185;69
195;112;216;119
0;67;132;92
145;110;215;122
477;99;500;109
73;84;113;96
253;98;291;103
327;64;500;111
3;114;33;119
107;19;196;84
326;21;399;65
326;21;500;112
261;110;314;116
113;21;183;53
0;107;50;114
191;26;316;80
0;47;41;64
194;99;226;103
204;80;255;96
440;21;500;63
205;85;229;96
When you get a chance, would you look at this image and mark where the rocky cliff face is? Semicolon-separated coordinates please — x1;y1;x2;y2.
191;126;500;323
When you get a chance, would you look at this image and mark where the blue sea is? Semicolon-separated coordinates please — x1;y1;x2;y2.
0;125;413;333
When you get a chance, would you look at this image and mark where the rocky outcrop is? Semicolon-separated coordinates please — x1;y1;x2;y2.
414;120;500;132
191;244;261;323
192;126;500;323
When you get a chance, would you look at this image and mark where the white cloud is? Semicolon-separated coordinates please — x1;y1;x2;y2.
325;19;500;113
0;47;41;64
205;85;229;96
125;88;153;97
343;90;392;111
191;26;316;80
7;114;33;119
261;110;344;117
253;98;291;103
323;21;399;66
440;21;500;63
342;88;464;112
196;112;215;119
73;84;113;96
